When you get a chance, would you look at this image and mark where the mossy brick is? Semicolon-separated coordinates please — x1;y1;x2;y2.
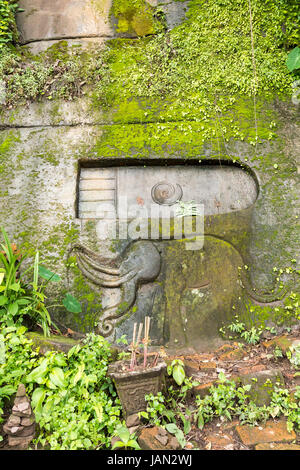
239;369;285;406
26;332;79;354
235;420;296;447
199;362;217;372
262;336;294;354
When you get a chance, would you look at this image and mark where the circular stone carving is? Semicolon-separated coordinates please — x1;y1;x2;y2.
151;182;183;206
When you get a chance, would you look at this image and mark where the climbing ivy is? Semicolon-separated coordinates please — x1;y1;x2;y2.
0;0;20;46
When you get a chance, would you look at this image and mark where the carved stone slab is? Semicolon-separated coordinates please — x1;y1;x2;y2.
78;165;258;220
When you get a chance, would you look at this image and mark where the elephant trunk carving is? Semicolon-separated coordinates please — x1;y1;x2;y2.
71;241;161;337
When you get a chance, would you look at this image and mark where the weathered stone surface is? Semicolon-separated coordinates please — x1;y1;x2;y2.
12;403;31;417
239;369;285;406
255;442;300;450
16;384;26;397
16;0;114;43
7;435;34;449
138;427;181;450
21;416;35;427
125;413;141;428
26;332;79;354
6;415;21;427
235;420;296;446
4;423;35;438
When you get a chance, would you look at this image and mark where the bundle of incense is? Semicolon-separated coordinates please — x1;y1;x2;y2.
143;316;151;368
130;322;143;370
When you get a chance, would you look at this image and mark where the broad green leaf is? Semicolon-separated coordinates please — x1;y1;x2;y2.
68;343;81;358
183;417;191;435
165;423;178;434
8;302;18;316
0;384;16;397
62;294;82;314
286;47;300;72
38;265;61;282
9;283;20;292
127;440;141;450
16;298;30;305
0;295;8;306
16;326;27;335
197;412;204;430
49;367;65;388
116;425;130;444
43;396;55;416
33;252;39;287
54;354;67;367
112;441;126;449
172;364;185;386
26;360;49;383
31;387;46;414
0;272;4;284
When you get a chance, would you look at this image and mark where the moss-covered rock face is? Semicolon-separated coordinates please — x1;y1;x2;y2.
0;0;299;350
110;0;161;36
161;237;246;351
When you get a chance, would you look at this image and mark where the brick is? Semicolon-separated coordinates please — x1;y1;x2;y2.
262;336;293;354
184;360;199;376
205;432;235;450
193;382;215;398
138;427;181;450
216;344;236;354
219;348;246;361
199;361;217;372
255;442;300;450
235;420;296;446
238;364;266;376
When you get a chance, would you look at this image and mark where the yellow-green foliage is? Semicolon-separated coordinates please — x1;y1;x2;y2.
0;0;19;46
111;0;162;36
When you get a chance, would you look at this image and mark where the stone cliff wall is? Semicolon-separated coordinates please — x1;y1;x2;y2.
0;0;299;350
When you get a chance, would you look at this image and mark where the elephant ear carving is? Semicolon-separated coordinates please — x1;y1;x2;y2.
71;241;161;337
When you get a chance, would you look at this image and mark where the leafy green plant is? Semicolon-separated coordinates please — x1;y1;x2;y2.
0;325;40;432
240;326;263;345
195;373;252;429
25;333;123;449
0;228;81;336
286;344;300;369
0;0;21;46
167;359;186;386
0;328;124;448
286;46;300;72
165;422;186;448
223;316;263;345
141;391;175;426
112;425;141;450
